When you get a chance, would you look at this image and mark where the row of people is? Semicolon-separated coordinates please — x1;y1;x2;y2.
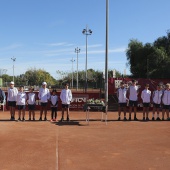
4;81;72;122
117;80;170;121
1;80;170;122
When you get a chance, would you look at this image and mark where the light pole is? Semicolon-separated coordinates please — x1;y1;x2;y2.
11;57;16;82
82;25;92;93
75;47;81;91
105;0;109;111
70;57;75;88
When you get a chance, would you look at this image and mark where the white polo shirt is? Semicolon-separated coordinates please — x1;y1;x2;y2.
7;87;18;102
60;89;72;104
38;88;51;103
27;93;36;105
51;95;58;107
117;88;127;103
153;90;163;104
17;92;27;105
141;89;151;103
129;85;138;101
162;90;170;105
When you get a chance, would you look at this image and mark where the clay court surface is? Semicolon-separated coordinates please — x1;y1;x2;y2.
0;110;170;170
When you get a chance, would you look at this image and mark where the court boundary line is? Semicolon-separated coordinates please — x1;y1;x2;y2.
56;127;59;170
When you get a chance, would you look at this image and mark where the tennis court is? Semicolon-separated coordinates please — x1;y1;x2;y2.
0;111;170;170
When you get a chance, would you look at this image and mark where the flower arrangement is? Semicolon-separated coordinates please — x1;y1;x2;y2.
86;98;105;105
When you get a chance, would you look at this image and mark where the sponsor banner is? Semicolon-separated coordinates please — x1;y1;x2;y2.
70;94;89;109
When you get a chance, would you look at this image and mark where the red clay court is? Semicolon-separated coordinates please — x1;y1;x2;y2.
0;110;170;170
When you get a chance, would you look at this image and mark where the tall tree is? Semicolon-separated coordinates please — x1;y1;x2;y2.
126;32;170;78
126;39;144;77
25;68;57;86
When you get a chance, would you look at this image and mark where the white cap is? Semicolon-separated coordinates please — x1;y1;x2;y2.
42;82;47;85
10;81;14;85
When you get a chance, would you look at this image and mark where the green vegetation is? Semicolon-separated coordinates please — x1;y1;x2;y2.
56;69;122;89
126;31;170;78
1;68;122;88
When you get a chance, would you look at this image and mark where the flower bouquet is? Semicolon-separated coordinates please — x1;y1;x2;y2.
86;98;105;106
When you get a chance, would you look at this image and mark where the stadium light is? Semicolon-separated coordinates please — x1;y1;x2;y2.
11;57;16;82
82;25;92;93
75;47;81;91
70;57;75;88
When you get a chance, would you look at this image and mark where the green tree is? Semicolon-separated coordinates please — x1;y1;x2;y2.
25;68;57;86
126;32;170;78
1;74;13;86
126;39;144;77
59;68;122;89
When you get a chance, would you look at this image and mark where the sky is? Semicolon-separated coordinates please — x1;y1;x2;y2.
0;0;170;80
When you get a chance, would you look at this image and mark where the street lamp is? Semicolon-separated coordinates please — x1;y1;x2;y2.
82;25;92;93
11;57;16;82
70;57;75;88
105;0;109;112
75;47;81;91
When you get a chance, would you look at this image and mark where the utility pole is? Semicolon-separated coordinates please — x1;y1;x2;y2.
82;25;92;93
11;57;16;82
105;0;109;112
75;47;81;91
70;57;75;88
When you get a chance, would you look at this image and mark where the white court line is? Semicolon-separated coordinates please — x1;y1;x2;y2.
56;127;59;170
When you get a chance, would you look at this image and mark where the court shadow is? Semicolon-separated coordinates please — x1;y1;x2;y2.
0;119;12;121
55;120;85;126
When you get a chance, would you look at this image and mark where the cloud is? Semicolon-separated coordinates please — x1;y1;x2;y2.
109;47;126;53
80;46;126;55
42;48;73;57
88;44;103;48
0;44;23;51
46;42;67;46
39;42;75;47
0;58;9;61
29;45;126;57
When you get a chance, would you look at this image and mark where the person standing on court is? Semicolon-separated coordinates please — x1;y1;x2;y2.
27;87;37;121
60;83;72;122
0;86;6;104
38;82;51;121
141;84;151;121
50;89;58;122
117;81;128;121
161;83;170;120
16;85;27;121
7;81;18;120
152;84;163;121
127;79;139;121
0;86;6;113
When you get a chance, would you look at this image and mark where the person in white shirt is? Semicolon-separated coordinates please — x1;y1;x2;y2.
17;86;27;121
117;82;128;121
141;84;151;121
60;83;72;122
162;84;170;120
50;89;58;122
127;79;139;121
0;87;6;104
27;87;37;121
38;82;51;121
152;84;163;121
7;81;18;120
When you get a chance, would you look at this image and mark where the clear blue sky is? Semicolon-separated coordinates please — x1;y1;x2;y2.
0;0;170;79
